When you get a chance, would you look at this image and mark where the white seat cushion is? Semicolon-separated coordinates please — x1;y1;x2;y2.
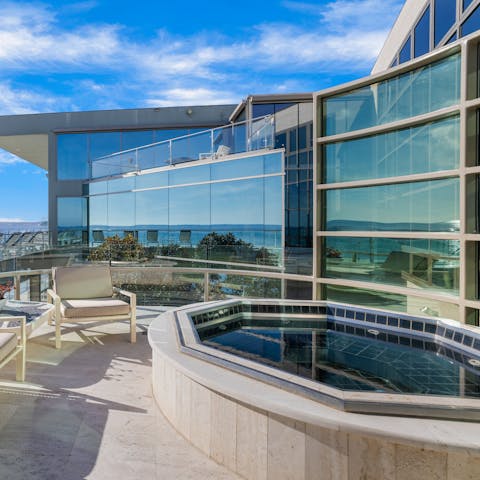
61;298;130;319
0;332;17;360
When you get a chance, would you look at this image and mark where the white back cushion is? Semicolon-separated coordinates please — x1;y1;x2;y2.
53;266;113;299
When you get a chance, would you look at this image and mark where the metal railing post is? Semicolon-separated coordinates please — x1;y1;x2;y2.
14;274;21;300
204;271;209;302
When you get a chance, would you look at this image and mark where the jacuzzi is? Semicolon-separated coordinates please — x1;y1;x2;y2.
149;299;480;480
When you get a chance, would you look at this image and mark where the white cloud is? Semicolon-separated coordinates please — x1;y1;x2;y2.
0;150;26;166
0;82;65;114
146;88;239;107
0;0;404;112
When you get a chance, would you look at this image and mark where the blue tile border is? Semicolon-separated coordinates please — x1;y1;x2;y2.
190;300;480;360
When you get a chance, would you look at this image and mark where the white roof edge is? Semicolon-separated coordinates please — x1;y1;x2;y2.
372;0;429;74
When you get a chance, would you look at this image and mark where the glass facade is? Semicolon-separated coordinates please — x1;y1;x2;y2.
85;151;284;265
316;49;463;321
252;101;313;274
392;0;480;66
324;116;459;183
324;54;460;136
323;237;459;294
323;179;459;232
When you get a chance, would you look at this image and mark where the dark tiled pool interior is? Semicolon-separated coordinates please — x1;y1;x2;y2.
192;304;480;398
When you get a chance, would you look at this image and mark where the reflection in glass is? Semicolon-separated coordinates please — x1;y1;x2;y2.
212;156;261;180
434;0;456;46
136;189;168;229
57;197;87;244
324;178;459;232
122;130;154;150
399;36;411;63
323;284;459;320
323;237;459;294
89;195;108;230
324;116;460;183
171;131;212;164
135;171;168;190
57;134;89;180
414;7;430;58
462;5;480;36
89;132;121;162
324;54;460;136
169;184;211;230
86;151;284;265
169;165;210;186
108;192;135;228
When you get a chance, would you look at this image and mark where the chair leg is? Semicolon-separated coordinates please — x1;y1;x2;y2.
16;348;26;382
130;311;137;344
55;317;62;349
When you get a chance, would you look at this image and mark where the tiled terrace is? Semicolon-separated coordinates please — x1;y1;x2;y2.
0;306;239;479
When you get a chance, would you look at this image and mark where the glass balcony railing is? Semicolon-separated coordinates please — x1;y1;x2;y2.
91;115;275;179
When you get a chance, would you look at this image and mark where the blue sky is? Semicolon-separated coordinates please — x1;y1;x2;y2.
0;0;404;222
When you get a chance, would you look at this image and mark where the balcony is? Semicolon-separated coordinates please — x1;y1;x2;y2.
90;115;275;179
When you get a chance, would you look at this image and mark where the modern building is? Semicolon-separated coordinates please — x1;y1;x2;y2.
2;0;480;324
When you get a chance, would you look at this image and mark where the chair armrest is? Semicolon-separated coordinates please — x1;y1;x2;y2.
0;315;27;346
113;287;136;305
47;289;61;305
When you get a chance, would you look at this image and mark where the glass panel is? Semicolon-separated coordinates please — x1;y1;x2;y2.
89;132;121;161
323;54;461;136
414;7;430;57
169;184;210;242
208;274;281;300
264;152;283;174
57;197;87;244
89;195;108;235
211;156;263;181
108;192;135;229
399;36;411;63
88;180;108;195
108;176;135;193
135;189;168;229
154;129;190;142
324;116;460;183
464;0;475;10
123;272;204;306
323;237;459;295
137;142;171;170
434;0;457;45
211;178;264;246
121;130;154;150
214;123;247;155
264;176;283;249
169;165;210;186
323;284;459;320
252;104;275;118
57;133;89;180
462;5;480;36
171;131;212;165
324;178;460;232
135;171;168;190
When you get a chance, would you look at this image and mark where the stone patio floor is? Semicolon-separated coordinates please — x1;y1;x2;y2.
0;306;240;479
